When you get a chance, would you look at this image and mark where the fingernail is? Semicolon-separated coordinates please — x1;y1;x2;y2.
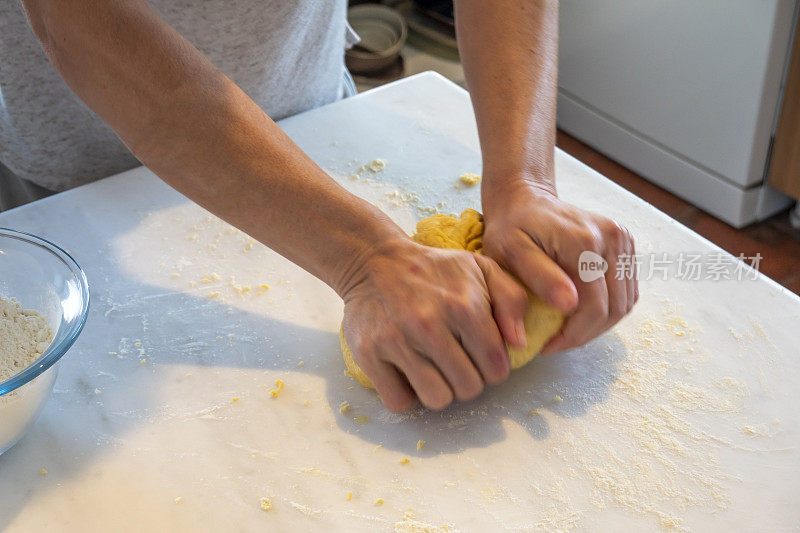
515;320;527;347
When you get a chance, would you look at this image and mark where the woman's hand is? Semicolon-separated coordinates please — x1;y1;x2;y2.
482;180;638;355
340;238;528;413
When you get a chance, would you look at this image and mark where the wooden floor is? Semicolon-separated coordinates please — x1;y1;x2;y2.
556;131;800;296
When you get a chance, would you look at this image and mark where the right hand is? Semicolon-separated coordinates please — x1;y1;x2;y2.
340;238;528;412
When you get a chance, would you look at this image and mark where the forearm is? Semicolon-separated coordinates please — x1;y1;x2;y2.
454;0;559;200
22;0;404;295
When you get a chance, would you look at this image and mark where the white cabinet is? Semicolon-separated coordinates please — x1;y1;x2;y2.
557;0;798;227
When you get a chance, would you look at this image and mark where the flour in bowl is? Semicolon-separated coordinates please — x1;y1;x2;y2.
0;295;53;383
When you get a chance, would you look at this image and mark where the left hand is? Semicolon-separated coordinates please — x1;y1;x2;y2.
481;179;638;354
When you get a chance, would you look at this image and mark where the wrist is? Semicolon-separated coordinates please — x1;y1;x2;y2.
331;228;414;301
481;170;557;215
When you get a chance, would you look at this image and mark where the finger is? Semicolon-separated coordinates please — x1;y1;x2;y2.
604;241;629;330
362;358;418;413
382;343;453;410
447;290;511;386
629;232;640;307
500;230;578;314
410;326;484;402
624;230;636;312
541;274;609;354
346;328;417;413
474;254;528;348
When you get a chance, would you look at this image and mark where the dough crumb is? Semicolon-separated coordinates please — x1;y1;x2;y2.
260;284;270;291
231;397;239;403
298;361;304;367
347;491;353;501
368;159;387;172
140;359;147;365
416;440;425;451
39;468;48;476
207;291;220;299
339;401;352;414
259;497;273;511
304;400;311;406
459;172;481;185
375;498;384;505
270;380;284;398
529;409;540;415
355;415;370;423
200;272;220;283
374;444;383;451
399;458;410;464
553;395;563;402
174;497;183;504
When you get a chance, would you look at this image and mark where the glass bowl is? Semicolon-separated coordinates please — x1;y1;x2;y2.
0;228;89;455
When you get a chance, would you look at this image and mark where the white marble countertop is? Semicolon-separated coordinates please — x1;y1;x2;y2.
1;73;798;532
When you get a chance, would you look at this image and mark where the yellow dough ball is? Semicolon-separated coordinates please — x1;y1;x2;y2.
340;208;564;389
340;322;375;389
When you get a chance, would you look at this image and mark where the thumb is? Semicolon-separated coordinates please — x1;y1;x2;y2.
498;238;578;314
474;254;528;348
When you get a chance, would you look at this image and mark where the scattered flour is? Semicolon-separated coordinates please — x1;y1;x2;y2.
0;295;53;383
394;511;453;532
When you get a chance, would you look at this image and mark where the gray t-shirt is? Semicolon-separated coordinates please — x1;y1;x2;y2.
0;0;350;196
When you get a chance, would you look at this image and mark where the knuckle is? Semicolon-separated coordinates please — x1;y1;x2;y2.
622;225;635;244
609;299;627;322
391;347;415;368
455;377;484;402
482;347;511;385
576;230;602;253
588;299;610;322
383;392;417;414
599;218;620;235
464;293;486;317
385;402;407;414
403;308;436;336
423;388;453;411
423;394;453;411
485;360;510;385
374;326;404;350
513;285;530;309
448;293;478;321
352;335;377;363
494;235;520;263
604;220;630;250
